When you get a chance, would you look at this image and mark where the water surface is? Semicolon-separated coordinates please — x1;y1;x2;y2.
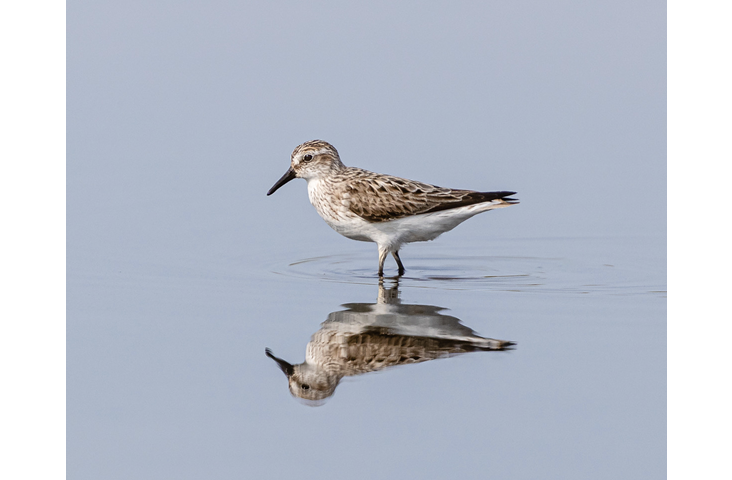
68;234;665;479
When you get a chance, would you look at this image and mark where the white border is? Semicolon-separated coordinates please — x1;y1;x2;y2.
669;1;732;478
0;2;66;479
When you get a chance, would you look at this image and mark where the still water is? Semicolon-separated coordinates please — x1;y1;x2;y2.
68;234;665;479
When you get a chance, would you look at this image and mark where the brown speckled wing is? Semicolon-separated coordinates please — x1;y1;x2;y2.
340;169;517;223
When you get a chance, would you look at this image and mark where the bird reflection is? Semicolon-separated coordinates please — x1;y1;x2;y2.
265;280;515;405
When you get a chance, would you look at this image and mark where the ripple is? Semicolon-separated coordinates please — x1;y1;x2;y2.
269;251;561;291
268;250;665;296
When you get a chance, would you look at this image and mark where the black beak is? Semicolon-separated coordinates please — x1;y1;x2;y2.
266;167;297;196
265;348;294;377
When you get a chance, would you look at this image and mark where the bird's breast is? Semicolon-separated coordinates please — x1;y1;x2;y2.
308;179;351;222
306;179;378;242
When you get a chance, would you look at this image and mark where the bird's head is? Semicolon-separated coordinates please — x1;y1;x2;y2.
265;348;340;406
266;140;345;195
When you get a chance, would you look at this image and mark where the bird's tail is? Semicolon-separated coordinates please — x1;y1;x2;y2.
466;191;518;212
485;191;519;206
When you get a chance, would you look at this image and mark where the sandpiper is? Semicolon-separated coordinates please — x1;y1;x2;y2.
267;140;518;276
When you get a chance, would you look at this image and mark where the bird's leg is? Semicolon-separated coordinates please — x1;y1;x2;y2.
378;246;389;277
392;251;405;276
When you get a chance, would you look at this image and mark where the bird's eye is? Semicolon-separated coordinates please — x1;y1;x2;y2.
301;384;310;390
302;154;313;162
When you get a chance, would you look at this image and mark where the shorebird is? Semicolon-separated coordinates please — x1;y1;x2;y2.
267;140;518;276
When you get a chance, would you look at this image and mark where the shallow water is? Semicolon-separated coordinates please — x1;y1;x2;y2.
68;234;665;479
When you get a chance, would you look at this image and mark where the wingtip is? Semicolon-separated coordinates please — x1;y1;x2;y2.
498;191;518;205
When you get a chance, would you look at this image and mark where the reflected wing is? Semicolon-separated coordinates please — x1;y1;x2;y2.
341;169;517;223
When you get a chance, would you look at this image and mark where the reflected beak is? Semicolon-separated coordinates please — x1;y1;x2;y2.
265;348;294;377
266;167;297;196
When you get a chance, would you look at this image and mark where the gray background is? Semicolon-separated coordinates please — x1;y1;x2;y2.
68;1;665;478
